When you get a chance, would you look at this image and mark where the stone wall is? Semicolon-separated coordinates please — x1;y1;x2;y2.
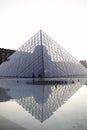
0;48;15;64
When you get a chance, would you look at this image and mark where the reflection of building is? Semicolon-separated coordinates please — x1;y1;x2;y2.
0;88;11;102
0;79;85;122
0;30;87;78
0;48;15;64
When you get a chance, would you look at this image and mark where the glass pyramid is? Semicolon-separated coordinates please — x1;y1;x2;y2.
0;30;87;78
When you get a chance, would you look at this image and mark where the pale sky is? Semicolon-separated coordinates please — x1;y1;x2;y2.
0;0;87;60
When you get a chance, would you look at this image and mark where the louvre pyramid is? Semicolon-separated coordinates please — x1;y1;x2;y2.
0;30;87;78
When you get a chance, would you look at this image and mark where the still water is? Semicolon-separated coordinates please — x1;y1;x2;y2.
0;78;87;130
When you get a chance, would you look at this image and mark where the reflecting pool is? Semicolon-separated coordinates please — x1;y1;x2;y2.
0;78;87;130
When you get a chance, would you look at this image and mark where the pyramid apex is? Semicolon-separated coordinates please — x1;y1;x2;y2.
38;30;43;35
39;29;43;32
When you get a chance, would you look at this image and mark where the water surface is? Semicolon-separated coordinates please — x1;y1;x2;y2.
0;78;87;130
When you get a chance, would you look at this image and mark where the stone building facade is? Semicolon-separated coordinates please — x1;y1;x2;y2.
80;60;87;68
0;48;15;64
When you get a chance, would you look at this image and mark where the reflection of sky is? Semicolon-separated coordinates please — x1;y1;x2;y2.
0;79;87;130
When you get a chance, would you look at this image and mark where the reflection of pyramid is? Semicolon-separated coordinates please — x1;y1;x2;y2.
0;79;86;122
0;30;87;77
11;81;83;122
